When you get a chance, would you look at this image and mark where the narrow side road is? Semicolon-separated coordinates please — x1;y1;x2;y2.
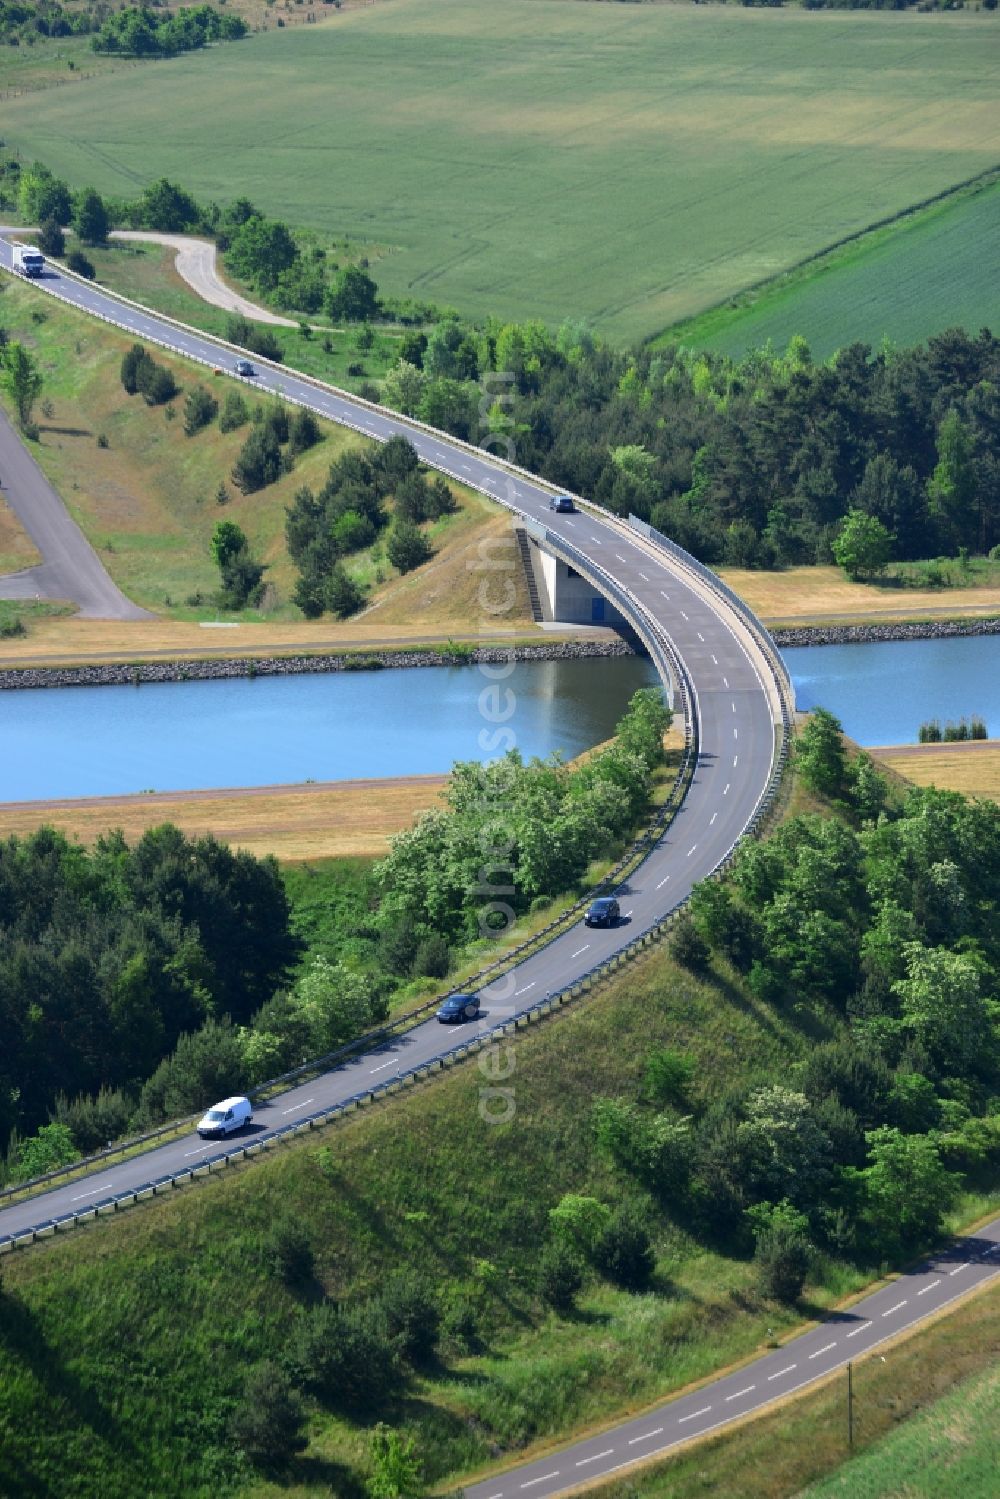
0;408;152;619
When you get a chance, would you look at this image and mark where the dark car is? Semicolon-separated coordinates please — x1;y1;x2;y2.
548;494;576;514
585;896;620;928
436;992;481;1024
234;358;255;377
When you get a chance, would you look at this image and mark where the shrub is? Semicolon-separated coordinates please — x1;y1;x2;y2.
52;1085;133;1154
288;405;321;454
380;1271;441;1365
290;1300;401;1411
325;563;365;618
219;388;249;433
264;1218;315;1288
37;218;65;257
748;1201;812;1303
232;427;282;494
643;1047;695;1106
536;1240;583;1311
183;385;218;436
65;249;95;279
670;911;710;971
387;517;432;574
592;1208;655;1290
229;1362;306;1471
412;933;451;979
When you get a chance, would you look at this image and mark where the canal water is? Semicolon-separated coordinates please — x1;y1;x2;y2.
2;634;998;803
783;633;1000;746
0;655;659;802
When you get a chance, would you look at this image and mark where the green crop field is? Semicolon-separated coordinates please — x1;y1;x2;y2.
2;0;999;341
667;173;1000;360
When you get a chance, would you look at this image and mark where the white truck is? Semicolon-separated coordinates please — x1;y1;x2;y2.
12;243;45;278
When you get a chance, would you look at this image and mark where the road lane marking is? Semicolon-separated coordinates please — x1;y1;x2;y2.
628;1427;663;1446
71;1182;114;1202
680;610;689;621
697;631;705;642
882;1300;908;1316
733;755;739;767
711;654;718;664
948;1264;968;1276
678;1407;712;1424
623;909;633;917
846;1321;872;1338
369;1060;396;1074
722;676;729;688
591;536;601;544
710;812;718;825
575;1450;614;1467
516;982;536;996
733;728;739;739
725;1386;756;1402
570;945;590;958
918;1280;942;1295
521;1473;560;1489
639;572;650;582
615;553;627;563
183;1145;212;1157
809;1342;837;1359
732;701;737;712
687;844;698;856
656;875;671;889
282;1098;315;1114
660;590;670;599
768;1365;797;1381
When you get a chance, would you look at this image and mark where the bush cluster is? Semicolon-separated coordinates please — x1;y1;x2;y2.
120;342;177;406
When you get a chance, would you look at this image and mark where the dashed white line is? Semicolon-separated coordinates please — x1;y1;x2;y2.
725;1385;756;1402
660;590;670;599
711;654;718;664
709;812;718;826
183;1144;212;1157
846;1321;873;1339
656;875;671;890
570;945;590;959
733;727;739;739
628;1427;664;1446
733;754;739;767
809;1342;837;1359
678;1406;712;1424
282;1097;315;1115
687;844;698;856
680;610;689;621
918;1280;942;1296
591;536;601;544
768;1364;797;1381
615;553;627;563
731;701;737;712
369;1060;396;1075
575;1450;614;1468
639;572;650;582
697;631;705;642
723;783;730;796
623;909;633;917
71;1182;114;1202
882;1300;908;1316
516;982;536;996
521;1473;560;1490
722;675;730;688
948;1264;968;1277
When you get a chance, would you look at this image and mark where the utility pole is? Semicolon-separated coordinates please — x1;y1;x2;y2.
848;1361;854;1448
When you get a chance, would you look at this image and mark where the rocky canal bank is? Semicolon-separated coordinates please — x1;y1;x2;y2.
0;637;636;692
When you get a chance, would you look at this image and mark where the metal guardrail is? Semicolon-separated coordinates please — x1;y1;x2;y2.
0;247;791;1234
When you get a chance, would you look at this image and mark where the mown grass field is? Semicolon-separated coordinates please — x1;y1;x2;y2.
3;0;999;341
719;563;1000;628
872;741;1000;804
0;276;526;628
665;173;1000;360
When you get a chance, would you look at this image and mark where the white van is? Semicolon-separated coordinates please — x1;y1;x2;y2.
196;1096;253;1139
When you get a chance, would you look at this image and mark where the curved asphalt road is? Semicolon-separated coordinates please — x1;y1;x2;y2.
6;247;984;1490
0;405;151;618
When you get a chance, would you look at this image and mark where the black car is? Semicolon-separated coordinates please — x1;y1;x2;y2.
548;494;576;514
436;992;481;1024
584;896;620;928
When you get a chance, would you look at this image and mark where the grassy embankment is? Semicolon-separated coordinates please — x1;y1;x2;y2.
654;168;1000;361
1;763;999;1499
583;1277;1000;1499
0;275;537;638
3;0;999;341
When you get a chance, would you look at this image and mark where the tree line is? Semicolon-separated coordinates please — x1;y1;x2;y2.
91;3;246;56
0;690;669;1183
